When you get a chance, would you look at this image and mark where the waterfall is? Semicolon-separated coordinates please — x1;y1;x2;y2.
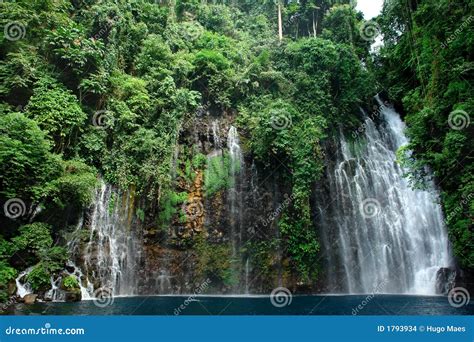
318;97;452;295
227;126;245;292
65;261;93;300
227;126;244;256
15;267;33;298
245;258;250;294
18;217;95;301
82;183;142;296
44;276;63;301
212;120;221;149
155;270;172;293
64;217;93;300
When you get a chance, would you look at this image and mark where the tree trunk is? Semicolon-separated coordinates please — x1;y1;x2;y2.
278;2;283;42
312;10;317;37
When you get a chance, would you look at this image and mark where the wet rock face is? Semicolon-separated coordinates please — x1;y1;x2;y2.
435;267;456;295
183;171;205;237
70;111;312;297
134;113;299;294
438;267;474;295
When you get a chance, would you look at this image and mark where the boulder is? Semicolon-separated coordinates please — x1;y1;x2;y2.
23;294;37;304
64;289;82;302
435;267;456;295
7;281;17;296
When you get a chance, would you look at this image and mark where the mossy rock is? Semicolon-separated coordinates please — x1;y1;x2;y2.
7;280;17;296
23;294;37;305
61;275;80;291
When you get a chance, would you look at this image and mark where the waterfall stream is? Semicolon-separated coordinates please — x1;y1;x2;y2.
227;126;245;292
82;183;142;296
227;126;244;258
212;120;222;149
15;267;33;298
318;97;452;295
44;276;62;301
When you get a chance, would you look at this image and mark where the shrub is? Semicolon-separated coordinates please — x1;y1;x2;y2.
27;263;50;291
0;260;17;302
204;153;232;196
62;275;79;290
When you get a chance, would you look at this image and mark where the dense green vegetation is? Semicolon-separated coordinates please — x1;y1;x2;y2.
0;0;472;301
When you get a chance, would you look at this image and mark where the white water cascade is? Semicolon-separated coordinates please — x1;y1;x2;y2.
65;261;94;300
212;120;222;149
245;258;250;294
15;267;33;298
227;126;244;257
227;126;246;292
155;270;172;293
319;97;452;295
82;183;142;296
44;276;63;301
62;217;94;300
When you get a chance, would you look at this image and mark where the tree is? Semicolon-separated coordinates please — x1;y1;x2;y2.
0;111;61;203
26;78;87;154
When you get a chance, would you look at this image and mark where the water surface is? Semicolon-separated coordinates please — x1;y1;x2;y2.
5;295;473;316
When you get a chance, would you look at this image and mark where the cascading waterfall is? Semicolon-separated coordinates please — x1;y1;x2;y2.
64;217;94;300
44;277;62;301
204;120;224;176
14;183;142;301
245;258;250;294
82;183;142;296
71;265;93;299
155;270;172;293
15;217;93;302
212;120;222;149
227;126;245;292
228;126;244;256
15;267;33;298
318;97;452;295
